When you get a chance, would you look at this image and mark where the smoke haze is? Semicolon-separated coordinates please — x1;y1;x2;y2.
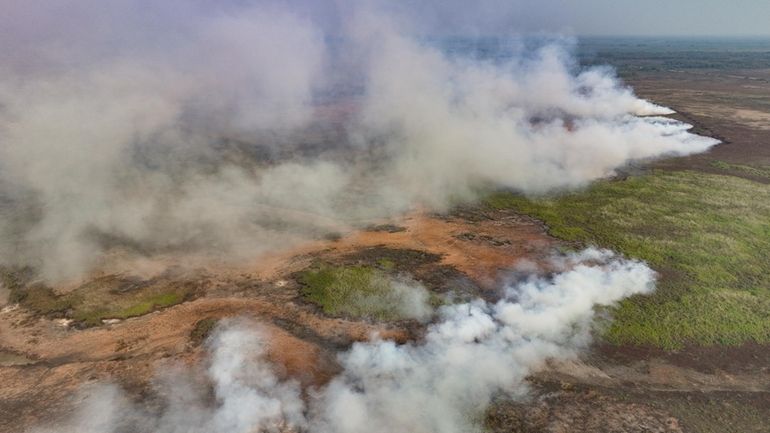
0;0;718;282
32;249;655;433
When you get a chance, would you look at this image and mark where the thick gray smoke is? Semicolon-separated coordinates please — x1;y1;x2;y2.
33;249;655;433
0;1;718;282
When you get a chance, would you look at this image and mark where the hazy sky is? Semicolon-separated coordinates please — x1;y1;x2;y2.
3;0;770;39
550;0;770;37
391;0;770;37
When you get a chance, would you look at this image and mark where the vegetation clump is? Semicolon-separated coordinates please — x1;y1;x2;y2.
190;317;219;346
1;270;200;327
297;264;429;321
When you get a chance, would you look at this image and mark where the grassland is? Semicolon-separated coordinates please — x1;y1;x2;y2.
486;170;770;348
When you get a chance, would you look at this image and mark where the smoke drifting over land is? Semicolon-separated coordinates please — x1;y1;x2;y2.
0;0;719;281
33;249;655;433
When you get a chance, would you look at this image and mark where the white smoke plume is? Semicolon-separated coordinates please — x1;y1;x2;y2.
0;1;718;281
312;249;654;433
35;321;307;433
32;249;655;433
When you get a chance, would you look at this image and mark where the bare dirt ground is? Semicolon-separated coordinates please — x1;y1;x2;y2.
0;209;556;432
629;68;770;178
2;70;770;432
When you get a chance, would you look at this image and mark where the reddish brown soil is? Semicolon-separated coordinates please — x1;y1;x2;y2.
0;209;555;433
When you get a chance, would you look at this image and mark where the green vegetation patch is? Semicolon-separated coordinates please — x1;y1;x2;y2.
70;277;198;326
297;264;428;321
2;270;200;327
486;170;770;348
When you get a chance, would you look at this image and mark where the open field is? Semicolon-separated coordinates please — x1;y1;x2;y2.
0;210;557;432
1;39;770;433
589;41;770;168
2;206;767;433
487;170;770;348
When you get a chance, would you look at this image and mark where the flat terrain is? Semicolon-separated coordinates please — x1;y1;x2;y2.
484;61;770;432
636;68;770;172
0;210;556;432
2;44;770;432
487;170;770;348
